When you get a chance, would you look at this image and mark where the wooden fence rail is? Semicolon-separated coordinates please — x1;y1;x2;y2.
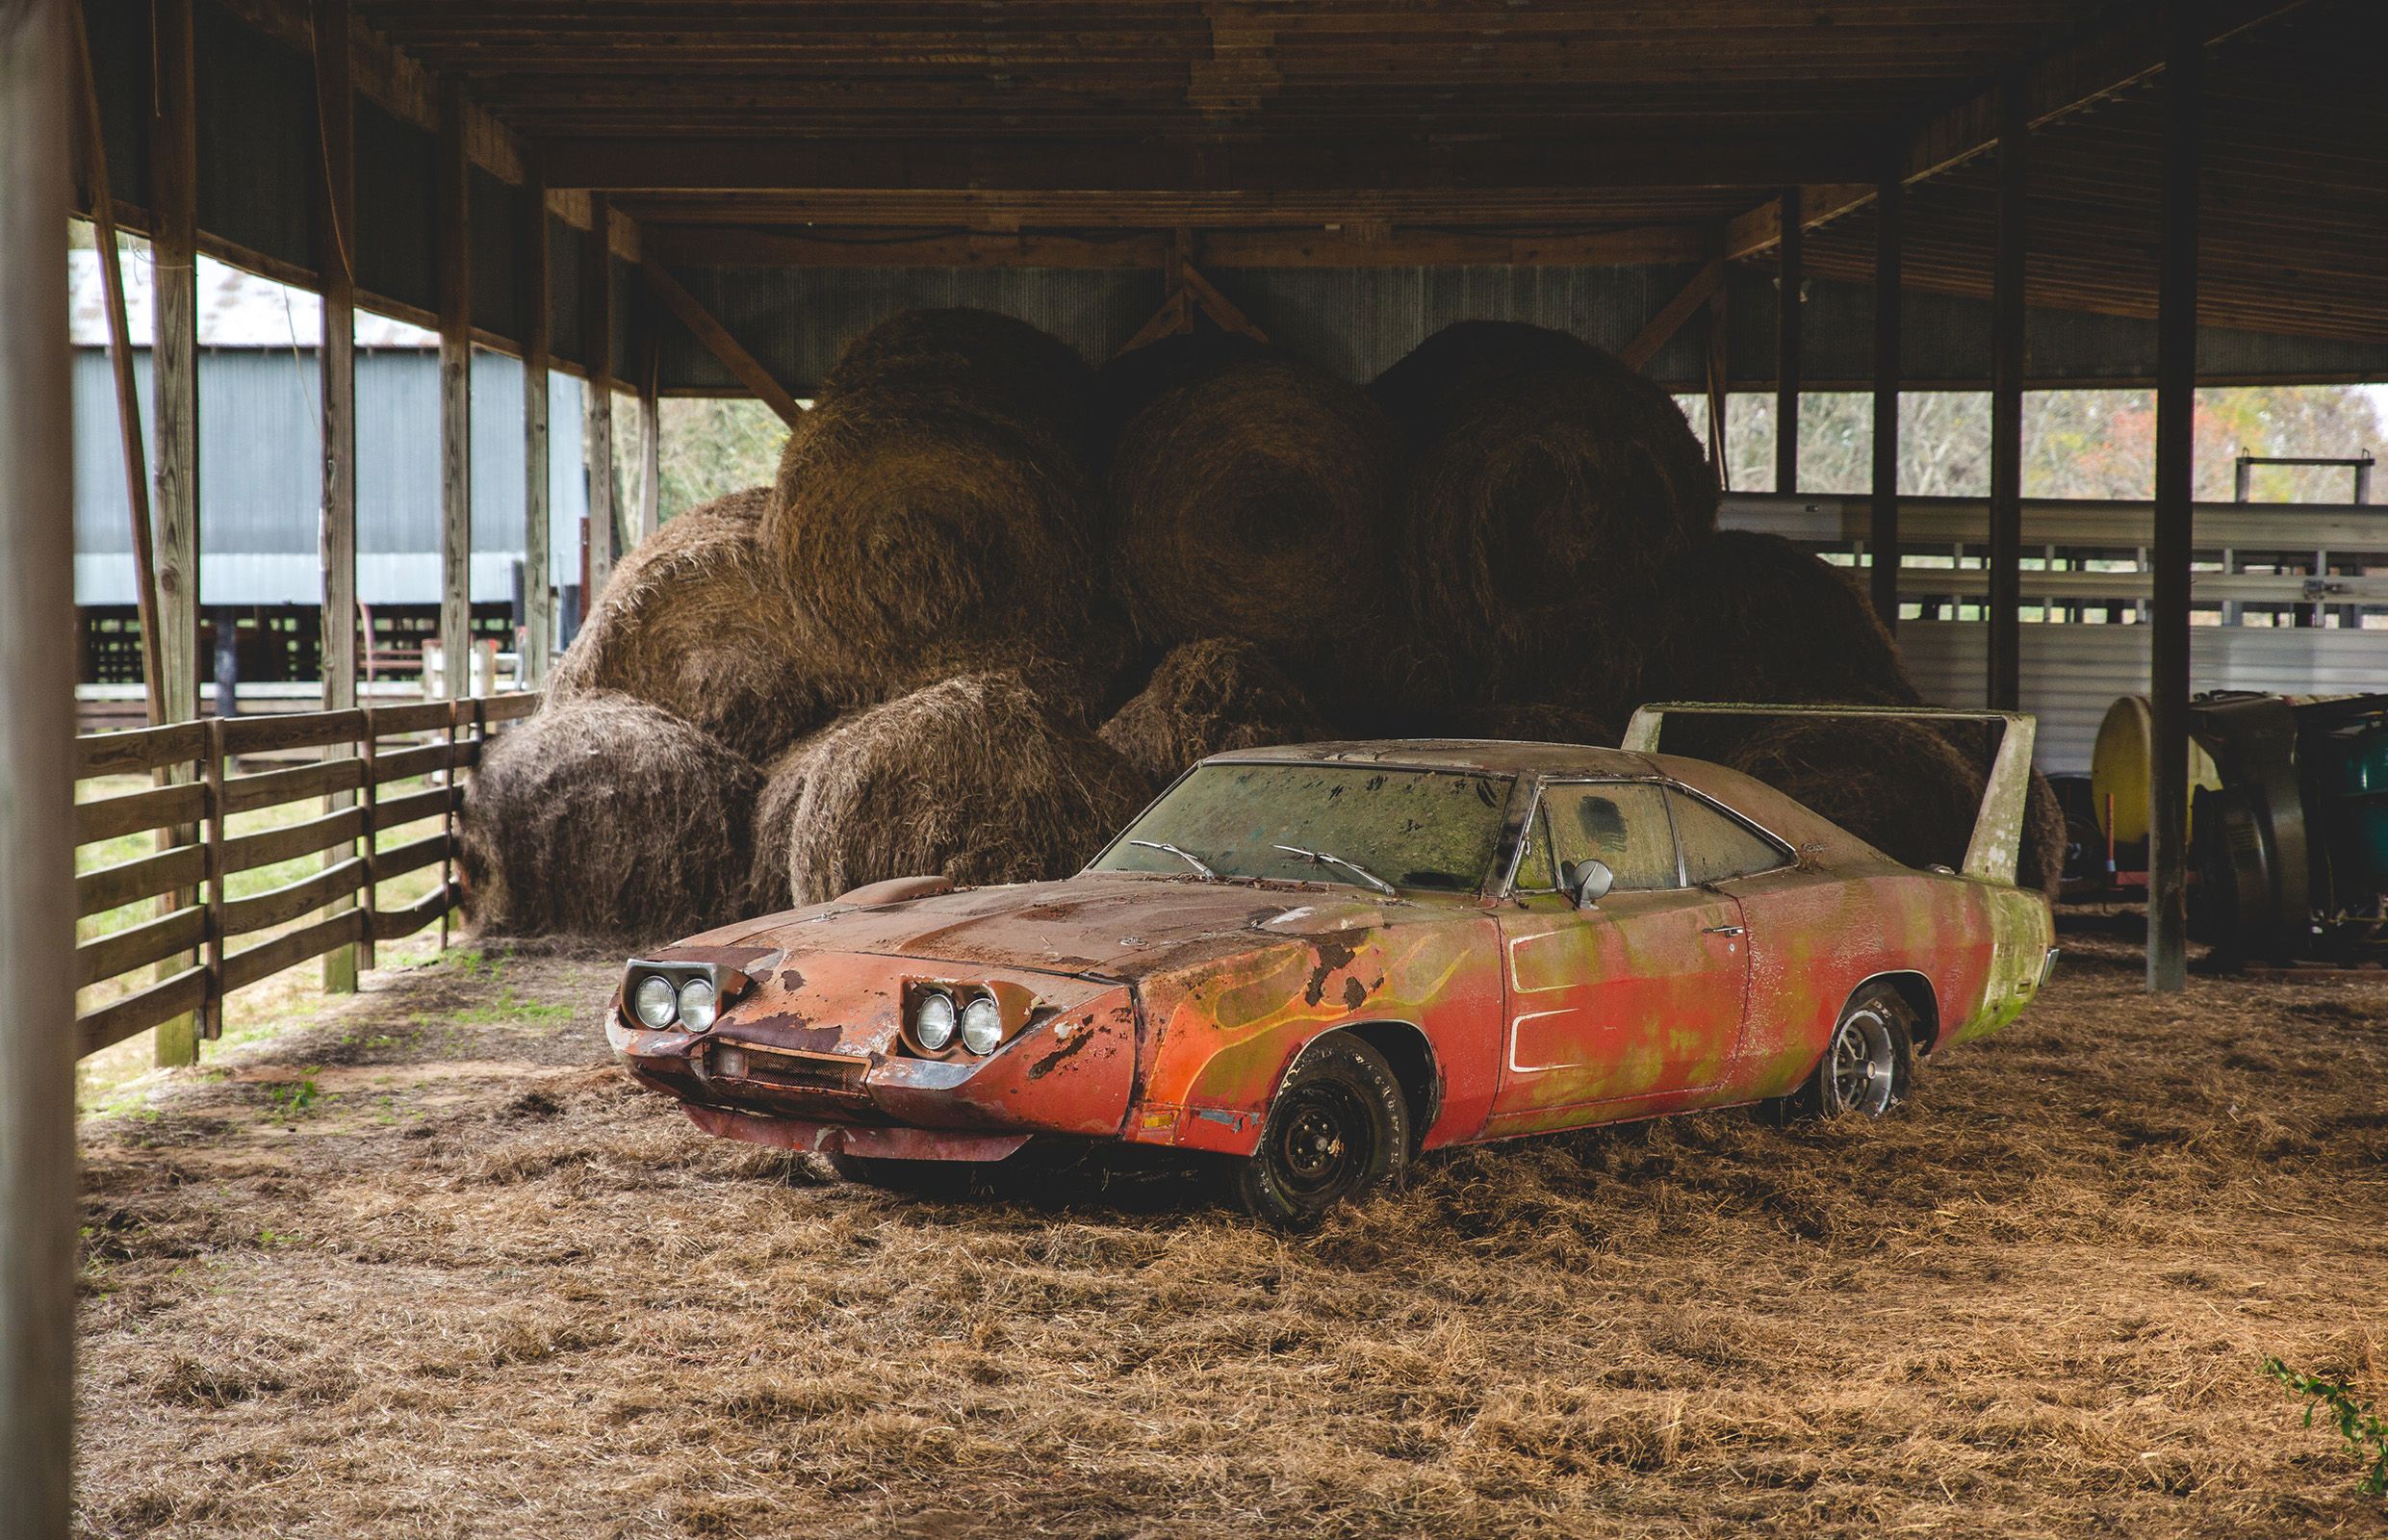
71;692;539;1060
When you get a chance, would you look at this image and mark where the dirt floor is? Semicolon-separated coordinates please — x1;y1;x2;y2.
72;919;2388;1539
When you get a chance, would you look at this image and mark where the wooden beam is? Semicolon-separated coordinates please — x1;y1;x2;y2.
436;78;472;702
641;262;805;428
2147;7;2203;994
311;0;359;994
71;0;164;727
640;220;1709;270
1775;187;1802;495
1177;261;1268;343
1619;259;1723;372
634;277;660;542
542;132;1876;196
149;0;201;1068
520;161;553;686
1728;0;2308;255
1722;183;1871;261
0;0;79;1529
1704;228;1730;491
1868;171;1903;633
1986;72;2026;713
583;192;617;605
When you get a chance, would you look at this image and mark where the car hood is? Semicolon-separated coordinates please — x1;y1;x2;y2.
675;871;1481;982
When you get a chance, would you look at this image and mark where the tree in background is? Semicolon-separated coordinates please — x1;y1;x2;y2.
658;398;791;518
1684;386;2382;501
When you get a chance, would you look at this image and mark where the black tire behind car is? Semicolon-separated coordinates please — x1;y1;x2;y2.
1236;1034;1410;1229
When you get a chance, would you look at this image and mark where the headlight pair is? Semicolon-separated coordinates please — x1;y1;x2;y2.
627;967;720;1032
912;988;1004;1056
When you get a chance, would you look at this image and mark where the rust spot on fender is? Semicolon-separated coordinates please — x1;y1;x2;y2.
1302;934;1363;1007
1342;976;1368;1010
1026;1023;1098;1080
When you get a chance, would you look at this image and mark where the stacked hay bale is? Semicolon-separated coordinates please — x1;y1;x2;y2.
459;693;761;943
1641;530;1920;708
1100;637;1334;784
777;673;1154;907
1106;345;1403;708
544;486;831;763
762;307;1129;715
1375;321;1719;724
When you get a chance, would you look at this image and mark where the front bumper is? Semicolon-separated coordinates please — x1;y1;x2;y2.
605;962;1142;1158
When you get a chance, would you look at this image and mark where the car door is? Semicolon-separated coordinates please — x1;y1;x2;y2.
1489;781;1751;1132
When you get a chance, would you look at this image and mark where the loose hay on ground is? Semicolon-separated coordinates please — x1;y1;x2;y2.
71;932;2388;1539
1099;636;1333;783
782;673;1154;906
459;692;760;944
544;486;833;762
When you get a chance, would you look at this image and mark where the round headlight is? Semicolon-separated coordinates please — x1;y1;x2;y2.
677;976;718;1033
632;973;679;1029
960;995;1003;1056
914;991;958;1052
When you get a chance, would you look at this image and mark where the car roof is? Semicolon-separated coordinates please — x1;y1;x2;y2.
1202;738;1660;778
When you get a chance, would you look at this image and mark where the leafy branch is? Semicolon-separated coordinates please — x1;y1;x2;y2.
2265;1356;2388;1497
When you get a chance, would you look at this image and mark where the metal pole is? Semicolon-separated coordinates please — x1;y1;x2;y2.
1774;186;1801;496
0;1;80;1532
2147;4;2202;994
1988;68;2027;712
1869;170;1902;633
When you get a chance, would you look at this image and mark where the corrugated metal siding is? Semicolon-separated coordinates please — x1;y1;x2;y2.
73;348;589;605
84;0;151;213
660;263;2388;396
352;98;437;318
470;168;524;346
1897;620;2388;773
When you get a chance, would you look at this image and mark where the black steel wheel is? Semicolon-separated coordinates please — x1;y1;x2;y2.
1788;985;1915;1120
1235;1036;1409;1230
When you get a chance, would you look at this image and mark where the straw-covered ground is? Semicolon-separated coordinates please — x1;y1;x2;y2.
75;920;2387;1539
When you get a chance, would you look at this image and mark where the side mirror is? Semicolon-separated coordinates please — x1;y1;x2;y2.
1560;859;1614;910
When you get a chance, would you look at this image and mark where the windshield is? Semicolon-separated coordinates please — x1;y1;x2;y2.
1091;762;1512;894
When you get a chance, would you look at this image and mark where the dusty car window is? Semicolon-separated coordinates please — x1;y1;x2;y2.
1541;783;1679;890
1091;763;1512;893
1511;806;1559;892
1670;790;1790;885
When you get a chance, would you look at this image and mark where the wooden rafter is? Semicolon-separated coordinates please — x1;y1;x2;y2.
642;264;805;427
1619;259;1723;372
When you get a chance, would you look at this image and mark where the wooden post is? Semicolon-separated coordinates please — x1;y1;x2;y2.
71;0;165;726
1987;70;2027;712
313;0;360;992
2147;9;2202;994
1704;226;1730;489
200;720;226;1038
1869;171;1903;633
1774;187;1801;496
435;80;472;703
1;2;77;1529
634;272;661;541
583;194;617;604
520;167;552;686
150;0;202;1067
357;722;378;971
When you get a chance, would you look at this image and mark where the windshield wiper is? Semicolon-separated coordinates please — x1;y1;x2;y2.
1129;838;1218;881
1272;842;1397;896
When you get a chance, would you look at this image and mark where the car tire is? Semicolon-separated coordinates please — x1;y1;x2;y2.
1234;1035;1409;1231
1786;984;1915;1121
824;1151;982;1197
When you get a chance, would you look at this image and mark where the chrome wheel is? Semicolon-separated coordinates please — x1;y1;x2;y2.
1825;1008;1898;1116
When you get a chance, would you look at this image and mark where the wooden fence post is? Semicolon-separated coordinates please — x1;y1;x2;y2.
200;719;226;1039
358;718;379;972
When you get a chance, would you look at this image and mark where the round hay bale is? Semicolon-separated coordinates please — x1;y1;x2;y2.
1379;322;1718;715
545;486;833;763
1092;329;1269;444
1641;530;1921;708
1712;716;1986;875
761;309;1110;688
1438;701;1618;748
1099;637;1333;784
459;692;761;944
783;673;1155;906
1108;348;1401;667
746;728;832;916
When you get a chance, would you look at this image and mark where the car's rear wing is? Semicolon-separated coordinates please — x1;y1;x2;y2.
1620;702;2039;886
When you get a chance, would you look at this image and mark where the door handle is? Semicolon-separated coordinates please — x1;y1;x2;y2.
1703;924;1745;937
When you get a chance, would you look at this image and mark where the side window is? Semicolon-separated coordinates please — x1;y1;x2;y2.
1542;783;1679;891
1670;789;1790;885
1511;806;1558;892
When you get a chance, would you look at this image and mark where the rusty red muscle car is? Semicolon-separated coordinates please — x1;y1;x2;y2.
607;704;2058;1227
